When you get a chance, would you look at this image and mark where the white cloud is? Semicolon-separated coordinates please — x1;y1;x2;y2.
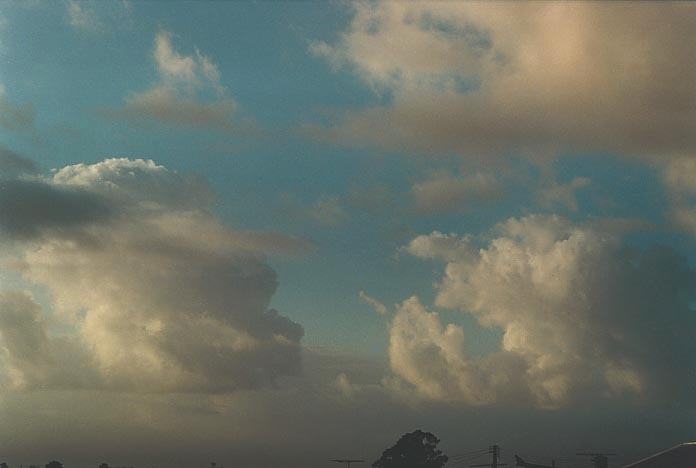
392;215;696;408
154;30;198;83
404;231;476;263
311;3;696;161
66;0;101;31
65;0;132;33
0;158;307;393
359;291;388;316
111;31;242;133
0;290;98;391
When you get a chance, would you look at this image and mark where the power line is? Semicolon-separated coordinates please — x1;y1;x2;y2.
450;450;491;465
450;449;491;462
331;459;365;468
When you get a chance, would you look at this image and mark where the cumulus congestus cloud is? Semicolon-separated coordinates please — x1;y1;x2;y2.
391;215;696;408
0;158;306;392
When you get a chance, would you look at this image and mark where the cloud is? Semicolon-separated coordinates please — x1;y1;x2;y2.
393;215;696;408
671;208;696;234
412;171;502;213
310;3;696;161
359;291;388;316
0;84;35;132
0;291;54;389
0;146;37;178
664;158;696;196
279;194;351;228
0;290;99;391
346;185;397;215
663;157;696;234
118;87;237;132
66;1;101;31
0;158;307;393
537;176;591;212
0;179;115;239
389;296;526;405
307;196;350;226
109;31;244;133
65;0;132;33
404;231;476;263
153;30;221;90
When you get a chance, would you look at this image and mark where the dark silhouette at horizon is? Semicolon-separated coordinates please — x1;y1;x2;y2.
373;430;448;468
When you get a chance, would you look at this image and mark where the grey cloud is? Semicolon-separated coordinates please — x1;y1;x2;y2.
0;88;35;132
0;179;114;239
537;176;591;212
108;31;254;135
112;87;239;133
663;158;696;235
278;194;350;228
412;171;502;214
0;146;37;178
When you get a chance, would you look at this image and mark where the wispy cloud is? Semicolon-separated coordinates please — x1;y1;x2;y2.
66;0;101;32
108;30;253;135
412;171;503;214
0;84;35;132
65;0;132;33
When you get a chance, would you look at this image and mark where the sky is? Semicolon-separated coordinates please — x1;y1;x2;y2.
0;1;694;467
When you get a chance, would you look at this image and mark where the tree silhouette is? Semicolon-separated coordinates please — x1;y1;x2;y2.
1;462;8;468
45;461;63;468
372;430;448;468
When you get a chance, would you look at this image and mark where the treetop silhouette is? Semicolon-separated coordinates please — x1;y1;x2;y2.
372;430;448;468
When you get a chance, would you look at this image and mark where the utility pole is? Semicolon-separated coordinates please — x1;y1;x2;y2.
471;445;508;468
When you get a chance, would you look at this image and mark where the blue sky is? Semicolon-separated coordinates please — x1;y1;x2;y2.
0;2;695;467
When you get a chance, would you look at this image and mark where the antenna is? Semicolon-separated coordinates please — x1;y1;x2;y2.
331;459;365;468
576;452;616;468
471;445;508;468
